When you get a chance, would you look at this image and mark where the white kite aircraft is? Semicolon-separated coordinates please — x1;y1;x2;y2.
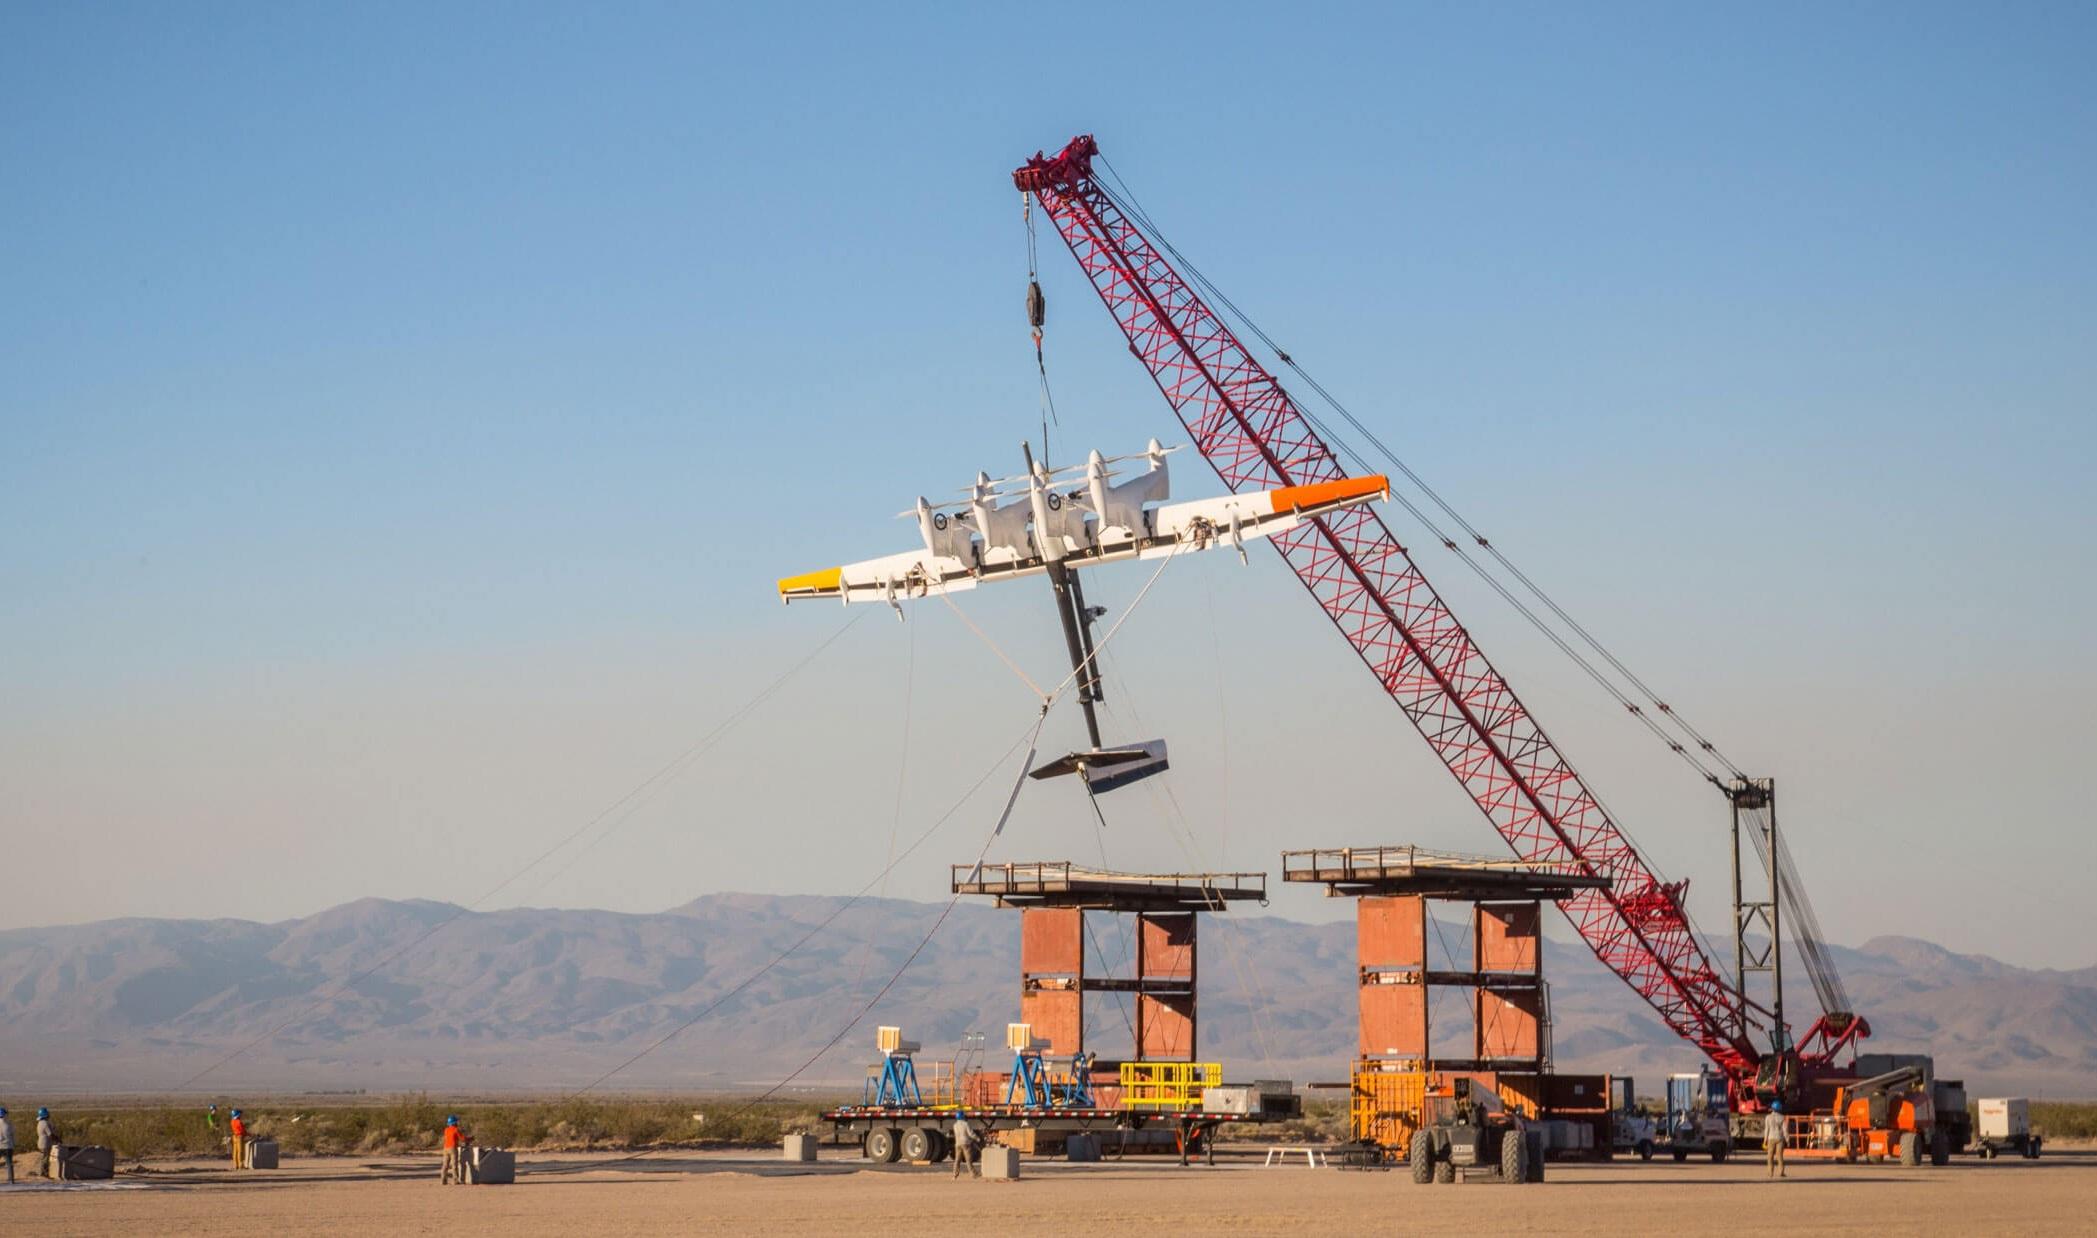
777;441;1389;792
778;440;1388;608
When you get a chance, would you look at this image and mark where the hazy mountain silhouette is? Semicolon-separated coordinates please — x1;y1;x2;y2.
1;895;2088;1097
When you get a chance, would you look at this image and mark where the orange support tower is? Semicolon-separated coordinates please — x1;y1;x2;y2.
952;862;1263;1066
1283;846;1616;1155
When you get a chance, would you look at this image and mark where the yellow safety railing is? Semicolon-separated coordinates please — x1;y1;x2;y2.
1119;1061;1223;1111
1349;1063;1544;1154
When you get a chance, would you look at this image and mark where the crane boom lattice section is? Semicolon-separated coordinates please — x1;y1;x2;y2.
1015;135;1756;1073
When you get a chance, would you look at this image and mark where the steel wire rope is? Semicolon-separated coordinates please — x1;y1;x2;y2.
560;710;1047;1102
171;607;871;1091
571;542;1197;1109
1022;194;1062;464
1076;782;1140;1047
1086;161;1749;996
1092;155;1748;784
1090;678;1282;1078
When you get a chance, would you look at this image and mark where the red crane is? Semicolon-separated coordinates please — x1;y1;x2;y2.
1014;134;1856;1098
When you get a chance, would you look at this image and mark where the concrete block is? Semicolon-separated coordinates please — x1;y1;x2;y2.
783;1133;819;1162
1065;1133;1101;1162
469;1147;515;1185
244;1138;280;1169
980;1145;1021;1180
56;1145;116;1181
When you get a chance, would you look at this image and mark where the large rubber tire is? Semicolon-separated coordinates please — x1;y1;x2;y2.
1672;1148;1689;1163
1900;1131;1921;1167
1410;1133;1434;1184
1501;1129;1529;1184
1930;1129;1949;1167
1710;1141;1729;1164
1434;1159;1455;1184
2028;1137;2043;1160
1637;1140;1653;1162
927;1131;950;1162
900;1127;933;1163
866;1127;900;1164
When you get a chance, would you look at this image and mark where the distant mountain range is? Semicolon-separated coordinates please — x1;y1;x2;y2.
1;894;2091;1098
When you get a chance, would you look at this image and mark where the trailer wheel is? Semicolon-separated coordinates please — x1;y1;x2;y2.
866;1127;900;1164
1899;1132;1921;1167
1636;1140;1653;1161
1410;1133;1434;1184
927;1131;950;1162
1710;1140;1729;1164
1500;1129;1529;1184
1434;1159;1455;1184
2027;1137;2042;1160
1929;1129;1949;1167
900;1127;933;1163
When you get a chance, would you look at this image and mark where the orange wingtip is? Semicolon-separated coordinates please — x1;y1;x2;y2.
1268;475;1389;514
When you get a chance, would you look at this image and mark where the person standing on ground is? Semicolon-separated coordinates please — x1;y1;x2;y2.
229;1109;248;1170
950;1113;979;1179
35;1108;57;1179
1764;1101;1787;1179
441;1115;466;1185
1;1106;15;1185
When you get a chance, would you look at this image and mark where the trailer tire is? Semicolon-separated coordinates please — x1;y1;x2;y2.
1434;1159;1455;1184
1899;1132;1921;1167
1930;1129;1949;1167
866;1127;900;1164
1410;1133;1434;1184
1710;1140;1729;1164
1636;1140;1653;1161
928;1131;950;1162
900;1127;933;1163
2028;1137;2042;1160
1501;1129;1529;1184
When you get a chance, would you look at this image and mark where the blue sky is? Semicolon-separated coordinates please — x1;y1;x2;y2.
3;3;2092;969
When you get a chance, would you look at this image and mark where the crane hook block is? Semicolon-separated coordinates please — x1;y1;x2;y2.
1026;280;1046;330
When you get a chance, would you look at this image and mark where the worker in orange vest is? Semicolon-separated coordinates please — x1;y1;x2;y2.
441;1115;467;1184
228;1109;248;1170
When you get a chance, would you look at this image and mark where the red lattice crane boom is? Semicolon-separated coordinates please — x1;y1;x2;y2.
1015;134;1761;1077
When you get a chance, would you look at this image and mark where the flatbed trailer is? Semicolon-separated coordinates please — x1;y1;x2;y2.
823;1104;1268;1166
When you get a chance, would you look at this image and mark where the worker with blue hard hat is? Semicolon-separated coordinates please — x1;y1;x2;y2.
230;1108;249;1171
35;1107;58;1179
0;1105;14;1185
1764;1099;1787;1179
442;1114;468;1185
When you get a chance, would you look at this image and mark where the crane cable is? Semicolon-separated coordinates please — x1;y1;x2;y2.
563;707;1047;1102
1092;669;1281;1078
1092;163;1861;1020
573;539;1197;1101
1087;157;1742;990
1092;155;1748;789
1024;194;1060;465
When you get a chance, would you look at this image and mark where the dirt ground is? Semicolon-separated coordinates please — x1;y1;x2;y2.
3;1146;2090;1236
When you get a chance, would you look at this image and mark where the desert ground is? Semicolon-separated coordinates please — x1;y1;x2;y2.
3;1145;2090;1237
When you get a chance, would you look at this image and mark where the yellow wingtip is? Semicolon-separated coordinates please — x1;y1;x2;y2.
777;566;844;598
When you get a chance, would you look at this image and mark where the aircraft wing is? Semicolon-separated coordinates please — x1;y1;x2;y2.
777;474;1389;605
